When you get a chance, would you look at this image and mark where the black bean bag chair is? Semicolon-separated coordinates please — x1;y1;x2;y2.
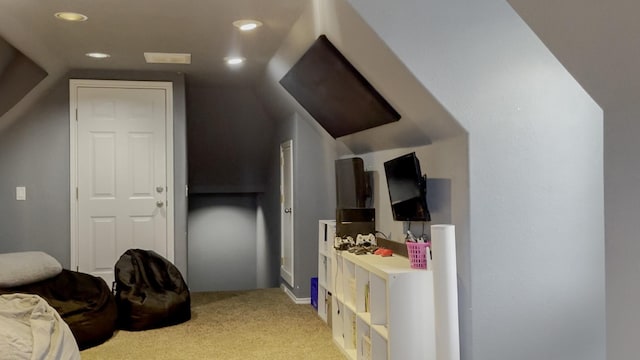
0;269;118;350
114;249;190;331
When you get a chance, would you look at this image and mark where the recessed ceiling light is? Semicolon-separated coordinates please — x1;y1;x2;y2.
232;19;263;32
225;56;246;65
86;52;111;59
54;12;88;22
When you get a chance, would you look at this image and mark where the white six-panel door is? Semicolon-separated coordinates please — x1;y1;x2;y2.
70;80;174;285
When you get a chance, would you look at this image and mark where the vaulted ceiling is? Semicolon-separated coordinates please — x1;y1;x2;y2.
1;0;637;131
0;0;308;86
507;0;640;112
0;0;310;129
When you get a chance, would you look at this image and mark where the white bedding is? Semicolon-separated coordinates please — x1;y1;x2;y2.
0;294;80;360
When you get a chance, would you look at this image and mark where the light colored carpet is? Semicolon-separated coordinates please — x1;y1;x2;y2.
81;288;344;359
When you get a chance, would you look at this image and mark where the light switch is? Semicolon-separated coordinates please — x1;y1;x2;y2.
16;186;26;201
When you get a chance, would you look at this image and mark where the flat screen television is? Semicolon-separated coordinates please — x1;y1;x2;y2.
383;152;431;222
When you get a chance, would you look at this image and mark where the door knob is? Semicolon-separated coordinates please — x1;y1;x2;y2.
156;201;164;208
156;186;164;193
284;208;292;213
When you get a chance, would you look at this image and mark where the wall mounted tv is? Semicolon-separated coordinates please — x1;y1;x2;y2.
279;35;400;138
383;152;431;222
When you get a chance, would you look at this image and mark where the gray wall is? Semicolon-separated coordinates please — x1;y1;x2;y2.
187;194;258;291
349;0;605;359
604;104;639;359
185;84;277;289
0;80;70;263
358;138;469;242
358;136;471;350
261;113;295;293
187;85;274;193
259;112;337;299
0;70;189;277
258;2;343;299
291;114;337;296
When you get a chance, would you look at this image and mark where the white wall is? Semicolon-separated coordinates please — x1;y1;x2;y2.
348;0;605;359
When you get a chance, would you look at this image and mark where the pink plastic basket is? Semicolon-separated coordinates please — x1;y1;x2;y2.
406;242;430;269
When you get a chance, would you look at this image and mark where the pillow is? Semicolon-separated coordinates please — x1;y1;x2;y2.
0;251;63;288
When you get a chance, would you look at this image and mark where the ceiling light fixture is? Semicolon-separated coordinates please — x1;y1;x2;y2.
233;19;263;32
54;12;88;22
225;56;246;66
85;52;111;59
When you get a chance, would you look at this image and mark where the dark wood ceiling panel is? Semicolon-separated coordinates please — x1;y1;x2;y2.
280;35;400;138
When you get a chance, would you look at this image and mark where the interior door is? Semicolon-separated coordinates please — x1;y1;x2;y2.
280;140;294;287
71;80;173;285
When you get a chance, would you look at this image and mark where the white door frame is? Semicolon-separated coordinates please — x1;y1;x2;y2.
69;79;175;271
280;140;294;287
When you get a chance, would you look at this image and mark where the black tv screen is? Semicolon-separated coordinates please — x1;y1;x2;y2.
384;152;431;221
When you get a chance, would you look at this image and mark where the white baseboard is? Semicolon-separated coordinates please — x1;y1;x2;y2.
281;284;311;304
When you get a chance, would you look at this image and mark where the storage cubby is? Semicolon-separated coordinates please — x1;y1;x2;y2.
370;330;388;360
318;285;329;323
333;297;345;346
343;259;357;310
343;306;357;358
339;239;436;358
318;220;336;323
356;317;372;360
355;266;369;314
319;220;441;359
369;273;386;327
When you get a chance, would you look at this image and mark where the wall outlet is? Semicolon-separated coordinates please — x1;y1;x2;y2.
16;186;26;201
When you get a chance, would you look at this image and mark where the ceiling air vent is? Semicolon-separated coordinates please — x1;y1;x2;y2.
144;52;191;64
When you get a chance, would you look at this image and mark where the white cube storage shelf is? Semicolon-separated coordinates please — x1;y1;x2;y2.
318;220;335;323
318;220;437;360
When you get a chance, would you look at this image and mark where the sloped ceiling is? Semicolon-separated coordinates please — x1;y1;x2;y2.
5;0;624;147
0;0;465;154
261;0;465;155
0;0;310;130
0;37;16;73
0;36;47;117
507;0;640;111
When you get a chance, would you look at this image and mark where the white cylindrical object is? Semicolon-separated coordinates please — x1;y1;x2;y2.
431;224;460;360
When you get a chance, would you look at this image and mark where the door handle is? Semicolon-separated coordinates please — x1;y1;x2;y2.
284;208;292;214
156;201;164;208
156;186;164;193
